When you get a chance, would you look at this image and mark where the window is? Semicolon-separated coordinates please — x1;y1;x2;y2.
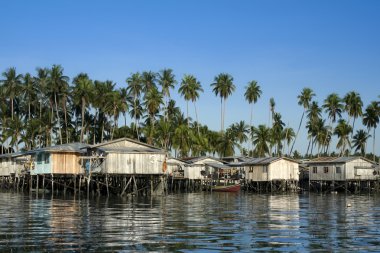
313;167;317;173
37;153;43;164
44;153;50;164
249;167;253;173
324;167;329;173
262;166;267;173
336;167;341;174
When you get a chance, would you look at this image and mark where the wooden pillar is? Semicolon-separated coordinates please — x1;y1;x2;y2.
106;174;109;197
42;175;45;194
51;174;54;194
73;175;77;196
36;175;39;193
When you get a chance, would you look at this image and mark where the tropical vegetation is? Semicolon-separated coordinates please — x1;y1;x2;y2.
0;65;379;162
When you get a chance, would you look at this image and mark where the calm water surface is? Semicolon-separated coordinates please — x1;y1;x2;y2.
0;191;380;252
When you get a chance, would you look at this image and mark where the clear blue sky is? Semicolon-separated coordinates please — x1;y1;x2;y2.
1;0;379;155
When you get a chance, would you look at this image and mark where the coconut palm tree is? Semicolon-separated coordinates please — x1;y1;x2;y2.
363;101;380;161
251;125;271;157
323;93;343;153
48;64;69;144
290;87;315;155
72;73;94;142
352;129;370;156
272;112;285;156
217;126;238;157
119;88;131;129
158;69;176;121
143;86;163;144
334;119;353;156
1;67;23;120
305;101;322;156
141;71;157;92
211;73;236;132
343;91;363;130
178;74;203;130
269;97;276;126
20;73;38;121
244;81;262;128
282;127;295;155
126;72;143;139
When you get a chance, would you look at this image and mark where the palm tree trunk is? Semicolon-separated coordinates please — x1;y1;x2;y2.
194;102;200;135
223;98;226;132
81;98;85;143
11;98;14;120
373;127;376;162
290;110;305;155
220;97;223;132
54;93;63;144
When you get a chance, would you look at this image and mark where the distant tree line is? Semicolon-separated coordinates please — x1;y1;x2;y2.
0;65;379;161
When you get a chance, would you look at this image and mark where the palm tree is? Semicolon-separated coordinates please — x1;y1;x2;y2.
251;125;271;157
141;71;157;92
343;91;363;154
211;73;236;132
20;73;38;120
48;64;69;144
343;91;363;130
334;119;352;156
363;101;380;161
158;69;176;121
1;67;23;120
143;86;163;144
126;72;143;139
269;97;275;126
217;127;238;157
282;127;295;155
244;81;262;128
72;73;93;142
290;87;315;155
272;112;285;156
352;129;370;156
178;74;203;130
305;101;321;156
323;93;343;153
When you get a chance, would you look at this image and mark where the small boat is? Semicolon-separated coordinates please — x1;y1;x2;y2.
212;184;241;192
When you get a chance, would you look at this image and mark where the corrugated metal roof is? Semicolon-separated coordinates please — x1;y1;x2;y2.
97;147;166;154
183;156;224;164
204;162;230;169
244;157;298;165
306;156;371;164
89;137;163;151
29;143;90;153
0;151;28;158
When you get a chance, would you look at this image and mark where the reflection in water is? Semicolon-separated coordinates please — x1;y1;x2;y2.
0;192;380;252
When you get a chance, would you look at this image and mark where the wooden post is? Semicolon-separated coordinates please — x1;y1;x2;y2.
106;174;109;197
150;175;153;196
51;174;54;194
42;175;45;194
36;175;39;194
74;175;77;196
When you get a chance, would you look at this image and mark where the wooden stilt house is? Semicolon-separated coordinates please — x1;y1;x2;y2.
29;143;89;176
84;138;167;175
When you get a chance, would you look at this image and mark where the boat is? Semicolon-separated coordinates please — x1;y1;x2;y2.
212;184;241;192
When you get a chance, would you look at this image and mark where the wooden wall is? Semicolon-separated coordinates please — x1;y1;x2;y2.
52;152;83;174
102;153;166;174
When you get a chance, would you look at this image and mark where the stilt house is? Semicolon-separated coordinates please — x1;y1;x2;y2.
29;143;89;176
84;138;167;175
183;156;229;180
0;152;29;177
167;157;186;179
306;157;378;182
244;157;299;182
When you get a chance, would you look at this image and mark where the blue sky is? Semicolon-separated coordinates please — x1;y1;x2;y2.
1;1;379;155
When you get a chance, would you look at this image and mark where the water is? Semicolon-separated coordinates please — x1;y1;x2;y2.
1;192;380;252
